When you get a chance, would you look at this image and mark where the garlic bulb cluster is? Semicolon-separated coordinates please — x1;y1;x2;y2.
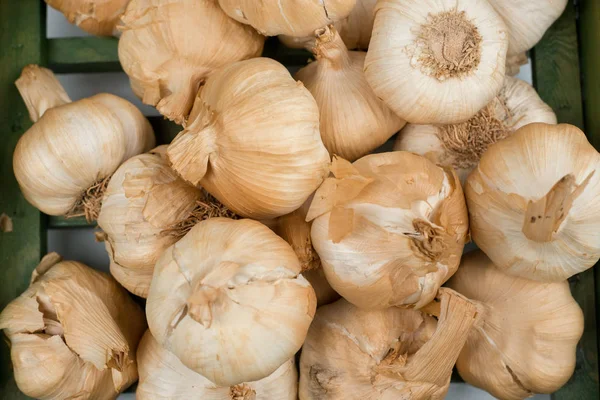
0;253;146;400
395;77;557;183
167;57;330;219
46;0;130;36
14;65;155;221
308;154;468;310
218;0;356;37
137;330;298;399
146;218;317;386
466;123;600;282
447;250;583;400
118;0;265;125
365;0;508;124
296;26;406;161
299;288;479;399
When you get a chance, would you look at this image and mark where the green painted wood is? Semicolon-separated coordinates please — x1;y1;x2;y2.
48;37;121;73
0;1;45;399
149;116;182;145
47;216;95;229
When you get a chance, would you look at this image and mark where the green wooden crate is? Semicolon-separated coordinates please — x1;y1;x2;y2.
1;0;599;399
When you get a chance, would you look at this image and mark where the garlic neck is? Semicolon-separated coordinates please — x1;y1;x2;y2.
313;26;352;70
15;65;72;122
155;65;207;125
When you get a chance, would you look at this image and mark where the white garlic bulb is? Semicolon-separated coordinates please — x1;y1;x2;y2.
13;65;155;221
167;57;330;220
146;218;317;386
365;0;508;124
308;154;468;310
46;0;130;36
118;0;265;125
466;123;600;282
395;76;557;183
447;250;583;400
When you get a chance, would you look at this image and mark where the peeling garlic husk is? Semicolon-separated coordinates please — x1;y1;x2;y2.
308;154;468;310
146;218;317;386
13;65;155;221
118;0;265;125
0;253;147;400
137;330;298;399
446;250;583;400
296;26;406;161
167;57;330;220
395;76;557;184
365;0;508;124
46;0;130;36
299;288;479;399
466;123;600;282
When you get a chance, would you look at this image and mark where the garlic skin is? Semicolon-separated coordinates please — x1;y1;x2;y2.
446;250;583;400
0;253;146;400
167;58;330;220
137;330;298;399
365;0;508;124
466;123;600;282
146;218;317;386
299;288;479;399
218;0;356;37
395;77;557;184
296;26;406;161
13;65;155;221
308;154;468;310
118;0;265;125
46;0;130;36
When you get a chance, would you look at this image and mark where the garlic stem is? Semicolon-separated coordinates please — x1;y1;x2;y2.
313;26;352;70
154;68;206;125
15;65;72;122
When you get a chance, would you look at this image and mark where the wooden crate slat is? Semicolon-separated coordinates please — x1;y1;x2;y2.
48;37;121;73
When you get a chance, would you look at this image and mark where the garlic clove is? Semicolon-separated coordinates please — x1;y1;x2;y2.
46;0;130;37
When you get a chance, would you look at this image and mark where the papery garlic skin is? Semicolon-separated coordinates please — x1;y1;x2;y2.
118;0;264;125
395;77;557;184
46;0;130;36
0;253;146;400
146;218;317;386
365;0;508;124
308;154;468;310
296;26;405;161
218;0;356;37
447;251;583;400
466;123;600;281
167;58;330;219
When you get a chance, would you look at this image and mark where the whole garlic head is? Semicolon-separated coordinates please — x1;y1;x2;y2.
146;218;317;386
46;0;130;36
308;154;468;310
395;76;557;184
466;123;600;281
365;0;508;124
446;250;583;400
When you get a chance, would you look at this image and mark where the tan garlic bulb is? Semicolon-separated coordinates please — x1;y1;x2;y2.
146;218;317;386
118;0;265;125
218;0;356;37
308;154;468;310
466;123;600;282
296;26;406;161
13;65;155;221
395;76;557;183
446;250;583;400
365;0;508;124
505;52;529;76
137;330;298;399
46;0;130;36
299;288;479;399
167;58;330;219
0;253;146;400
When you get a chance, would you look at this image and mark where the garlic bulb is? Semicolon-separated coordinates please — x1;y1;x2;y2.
46;0;130;36
395;76;557;183
308;154;468;310
14;65;155;221
296;26;406;161
446;250;583;400
299;288;479;399
167;57;330;219
0;253;146;400
218;0;356;37
505;52;529;76
137;330;298;399
146;218;317;386
365;0;508;124
466;123;600;281
118;0;265;125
